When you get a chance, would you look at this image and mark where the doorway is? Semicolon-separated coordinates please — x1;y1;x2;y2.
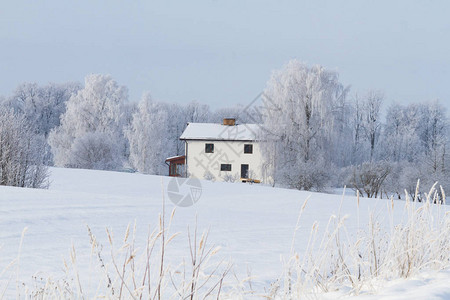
241;164;249;178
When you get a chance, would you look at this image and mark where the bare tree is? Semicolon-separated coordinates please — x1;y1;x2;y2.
347;161;391;198
361;91;383;162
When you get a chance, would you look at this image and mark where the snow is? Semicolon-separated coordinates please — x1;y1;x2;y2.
165;155;185;161
324;270;450;300
180;122;260;141
0;167;449;298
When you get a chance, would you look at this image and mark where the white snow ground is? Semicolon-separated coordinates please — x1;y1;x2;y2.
0;167;449;299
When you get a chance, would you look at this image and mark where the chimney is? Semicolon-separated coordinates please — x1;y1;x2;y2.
223;118;236;126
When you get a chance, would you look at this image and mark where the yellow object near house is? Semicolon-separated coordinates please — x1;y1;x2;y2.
240;178;261;184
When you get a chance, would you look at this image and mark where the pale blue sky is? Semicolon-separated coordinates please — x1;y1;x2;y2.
1;0;449;108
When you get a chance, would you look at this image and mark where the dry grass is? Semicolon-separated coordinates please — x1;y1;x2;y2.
2;181;449;299
4;184;239;299
268;181;450;299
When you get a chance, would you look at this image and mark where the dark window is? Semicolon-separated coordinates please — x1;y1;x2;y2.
244;144;253;154
205;143;214;153
241;164;249;178
220;164;232;171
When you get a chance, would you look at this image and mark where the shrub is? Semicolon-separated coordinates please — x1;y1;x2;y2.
222;172;239;183
203;170;216;181
0;108;48;188
282;158;334;192
347;161;391;198
68;132;122;170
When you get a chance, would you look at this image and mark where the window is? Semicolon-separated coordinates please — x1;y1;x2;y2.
205;143;214;153
170;164;176;176
170;163;184;176
244;144;253;154
220;164;232;171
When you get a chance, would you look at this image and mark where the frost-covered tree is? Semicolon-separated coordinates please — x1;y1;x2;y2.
6;82;81;137
261;60;348;190
169;101;213;157
360;90;383;162
125;95;171;174
368;100;449;198
382;103;424;163
417;101;449;192
421;101;448;172
70;132;122;170
122;101;138;162
125;97;217;175
49;74;128;170
378;103;426;197
210;105;263;124
347;96;368;165
167;103;190;157
2;82;82;165
328;93;354;167
0;108;48;188
184;101;211;123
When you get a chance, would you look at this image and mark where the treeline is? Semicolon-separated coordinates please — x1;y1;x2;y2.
0;62;448;197
261;60;449;198
0;74;254;188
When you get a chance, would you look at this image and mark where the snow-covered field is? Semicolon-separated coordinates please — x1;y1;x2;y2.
0;167;449;299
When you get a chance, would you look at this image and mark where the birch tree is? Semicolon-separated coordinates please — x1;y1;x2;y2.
49;74;128;170
7;82;81;137
125;95;171;174
361;90;383;162
261;60;348;190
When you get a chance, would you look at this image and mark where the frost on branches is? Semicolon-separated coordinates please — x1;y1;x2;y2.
49;74;128;170
0;108;48;188
0;62;449;196
261;60;348;191
125;94;170;175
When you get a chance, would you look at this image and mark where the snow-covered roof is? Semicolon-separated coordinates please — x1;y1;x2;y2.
165;155;185;162
180;123;260;141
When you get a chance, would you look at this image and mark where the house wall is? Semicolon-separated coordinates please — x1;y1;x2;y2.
185;140;267;182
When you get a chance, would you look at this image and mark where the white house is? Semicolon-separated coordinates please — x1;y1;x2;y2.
177;118;266;182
